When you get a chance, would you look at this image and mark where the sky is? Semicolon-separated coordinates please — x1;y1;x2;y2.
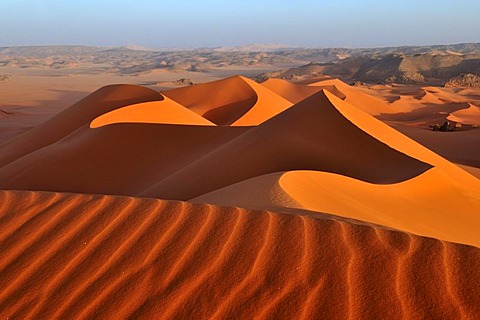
0;0;479;48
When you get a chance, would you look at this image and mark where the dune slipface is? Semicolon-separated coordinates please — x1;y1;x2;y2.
1;190;480;319
1;76;480;318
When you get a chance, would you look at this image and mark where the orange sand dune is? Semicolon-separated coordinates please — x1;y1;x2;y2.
2;75;480;318
261;78;324;103
2;82;480;248
162;75;292;125
189;88;480;246
90;99;215;128
448;103;480;125
139;90;432;199
348;83;480;168
188;90;480;247
359;84;480;122
194;168;480;247
1;190;480;319
0;84;163;168
0;89;430;198
308;78;393;115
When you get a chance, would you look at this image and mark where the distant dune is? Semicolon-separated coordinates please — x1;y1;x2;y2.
1;75;480;317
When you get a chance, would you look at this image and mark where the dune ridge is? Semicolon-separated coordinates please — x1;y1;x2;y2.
162;75;292;125
260;78;324;104
1;190;480;319
90;99;216;128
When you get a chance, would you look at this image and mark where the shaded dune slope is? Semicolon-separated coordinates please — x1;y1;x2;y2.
0;84;163;168
0;124;248;196
1;190;480;319
140;90;432;200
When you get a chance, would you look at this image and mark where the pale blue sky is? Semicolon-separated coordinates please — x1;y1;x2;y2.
0;0;478;48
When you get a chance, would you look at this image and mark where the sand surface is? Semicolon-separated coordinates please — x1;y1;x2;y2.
1;74;480;318
1;190;480;319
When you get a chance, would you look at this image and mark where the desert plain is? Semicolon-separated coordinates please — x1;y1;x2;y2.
1;45;480;318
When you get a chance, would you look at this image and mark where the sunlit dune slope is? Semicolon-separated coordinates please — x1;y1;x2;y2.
193;168;480;248
1;190;480;319
90;99;215;128
162;75;292;125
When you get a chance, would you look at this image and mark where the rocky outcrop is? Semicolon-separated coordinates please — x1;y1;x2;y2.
445;73;480;88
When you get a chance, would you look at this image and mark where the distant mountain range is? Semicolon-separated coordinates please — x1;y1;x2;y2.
1;43;479;85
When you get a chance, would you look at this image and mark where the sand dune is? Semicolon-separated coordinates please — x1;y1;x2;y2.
139;90;433;199
188;93;480;246
261;78;324;103
0;84;163;168
448;103;480;125
2;81;480;247
308;78;393;115
163;75;292;125
1;190;480;319
90;99;215;128
0;124;247;195
392;124;480;168
359;83;480;167
192;167;480;248
2;75;480;317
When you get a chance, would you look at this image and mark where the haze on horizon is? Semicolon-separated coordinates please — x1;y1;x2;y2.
1;0;479;48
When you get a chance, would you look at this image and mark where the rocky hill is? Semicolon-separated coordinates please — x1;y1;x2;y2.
445;73;480;88
256;53;480;85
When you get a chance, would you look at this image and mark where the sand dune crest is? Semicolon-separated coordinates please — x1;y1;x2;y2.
163;75;292;125
90;98;215;128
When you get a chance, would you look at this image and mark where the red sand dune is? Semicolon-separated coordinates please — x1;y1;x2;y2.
1;190;480;319
1;76;480;317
